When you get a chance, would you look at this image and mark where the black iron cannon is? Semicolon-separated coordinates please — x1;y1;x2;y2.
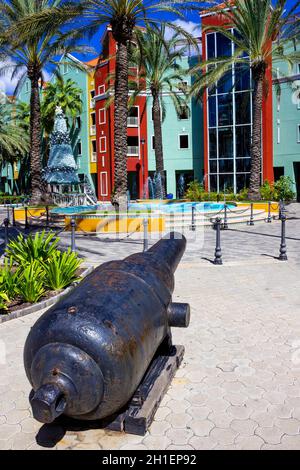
24;233;190;426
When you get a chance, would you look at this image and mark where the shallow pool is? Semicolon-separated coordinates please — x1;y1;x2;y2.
129;202;235;214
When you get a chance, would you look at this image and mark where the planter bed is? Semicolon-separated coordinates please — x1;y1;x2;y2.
0;265;94;324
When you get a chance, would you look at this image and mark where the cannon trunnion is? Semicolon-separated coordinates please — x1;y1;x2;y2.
24;233;190;432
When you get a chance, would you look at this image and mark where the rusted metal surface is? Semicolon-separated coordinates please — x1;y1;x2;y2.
24;232;189;424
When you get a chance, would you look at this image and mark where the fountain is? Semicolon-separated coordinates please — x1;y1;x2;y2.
178;174;185;199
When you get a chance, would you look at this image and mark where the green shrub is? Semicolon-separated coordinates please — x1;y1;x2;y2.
236;187;248;201
185;180;204;201
0;259;17;299
15;261;45;303
273;176;295;202
6;230;59;265
0;292;9;312
260;180;274;201
43;249;82;290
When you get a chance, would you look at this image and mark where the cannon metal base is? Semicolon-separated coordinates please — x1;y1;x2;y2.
101;344;185;436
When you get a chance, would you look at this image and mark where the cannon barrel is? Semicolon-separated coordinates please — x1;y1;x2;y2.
24;232;189;424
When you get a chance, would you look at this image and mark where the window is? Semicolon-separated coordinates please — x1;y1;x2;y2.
99;108;106;124
77;141;82;155
91;113;96;126
128;106;139;126
179;134;189;149
25;81;29;93
99;136;106;153
152;135;155;150
98;84;105;95
76;116;81;129
298;125;300;143
127;136;139;156
91;140;97;162
90;90;95;99
63;63;69;75
178;106;190;120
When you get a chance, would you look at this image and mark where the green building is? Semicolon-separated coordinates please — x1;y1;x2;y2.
1;54;96;195
146;56;203;198
273;47;300;200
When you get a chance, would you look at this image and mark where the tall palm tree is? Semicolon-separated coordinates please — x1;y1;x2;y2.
190;0;300;200
0;0;86;204
42;75;83;134
15;0;204;208
133;26;191;197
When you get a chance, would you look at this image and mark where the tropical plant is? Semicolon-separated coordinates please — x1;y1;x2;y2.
260;180;274;201
185;180;205;201
0;0;87;204
15;261;45;303
273;176;295;202
42;76;83;134
6;230;59;265
190;0;300;200
0;292;10;311
42;249;81;290
0;258;17;298
133;25;192;197
0;101;29;160
15;0;203;208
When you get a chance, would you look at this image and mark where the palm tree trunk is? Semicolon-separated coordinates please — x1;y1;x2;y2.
28;69;43;205
112;40;129;210
248;67;265;200
152;91;165;198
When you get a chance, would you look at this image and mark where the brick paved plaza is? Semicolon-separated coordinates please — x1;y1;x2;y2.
1;204;300;450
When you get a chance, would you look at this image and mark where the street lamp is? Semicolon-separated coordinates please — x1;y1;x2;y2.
141;138;146;199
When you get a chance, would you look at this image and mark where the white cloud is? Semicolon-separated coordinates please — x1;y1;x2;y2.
165;19;202;41
0;60;24;95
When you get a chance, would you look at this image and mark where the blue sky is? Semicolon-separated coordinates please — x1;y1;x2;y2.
0;0;299;95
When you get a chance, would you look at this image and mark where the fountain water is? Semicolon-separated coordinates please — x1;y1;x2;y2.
178;174;185;199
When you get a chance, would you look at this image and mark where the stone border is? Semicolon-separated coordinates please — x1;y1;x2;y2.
0;265;94;324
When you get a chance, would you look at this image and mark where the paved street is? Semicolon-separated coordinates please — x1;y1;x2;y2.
0;204;300;450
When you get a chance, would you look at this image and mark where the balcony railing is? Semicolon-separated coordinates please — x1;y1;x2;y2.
90;125;96;135
127;146;139;156
127;116;138;127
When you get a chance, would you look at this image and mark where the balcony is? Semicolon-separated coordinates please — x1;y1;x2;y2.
127;146;139;157
90;125;96;135
127;116;138;127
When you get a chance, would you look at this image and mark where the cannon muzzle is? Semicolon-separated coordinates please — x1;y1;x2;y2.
30;384;66;424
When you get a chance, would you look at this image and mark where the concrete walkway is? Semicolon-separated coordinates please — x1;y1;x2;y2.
0;204;300;450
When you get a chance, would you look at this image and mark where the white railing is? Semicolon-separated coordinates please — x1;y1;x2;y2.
90;125;96;135
127;146;139;156
127;116;138;126
90;99;95;109
91;152;97;163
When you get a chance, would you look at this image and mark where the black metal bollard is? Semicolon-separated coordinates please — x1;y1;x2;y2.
143;218;149;252
248;202;254;226
278;199;285;220
223;203;228;230
12;207;16;227
266;201;272;223
71;217;76;253
213;217;223;265
3;217;9;248
279;213;287;261
25;206;29;230
45;206;49;228
191;205;196;231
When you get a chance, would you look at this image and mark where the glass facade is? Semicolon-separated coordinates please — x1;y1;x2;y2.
206;31;253;193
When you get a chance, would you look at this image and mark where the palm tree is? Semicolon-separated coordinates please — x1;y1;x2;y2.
42;75;83;134
190;0;300;200
133;26;191;197
0;100;30;189
0;0;86;204
14;0;203;208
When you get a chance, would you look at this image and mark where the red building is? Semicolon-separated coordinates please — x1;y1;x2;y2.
94;26;148;201
201;7;274;193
